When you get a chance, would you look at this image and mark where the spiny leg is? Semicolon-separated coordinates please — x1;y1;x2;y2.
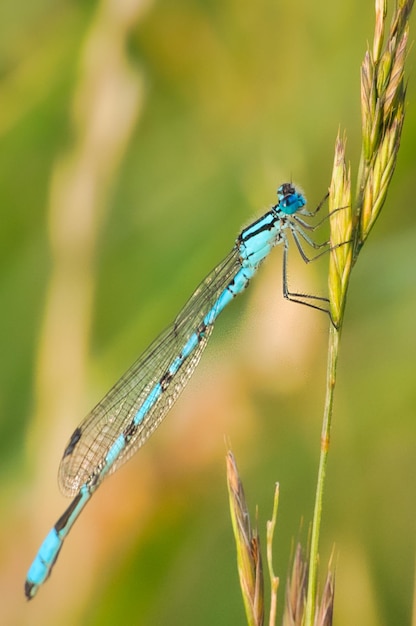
297;191;329;218
281;238;337;326
296;200;350;235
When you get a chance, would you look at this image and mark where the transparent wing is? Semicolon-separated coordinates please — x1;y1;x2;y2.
58;247;242;496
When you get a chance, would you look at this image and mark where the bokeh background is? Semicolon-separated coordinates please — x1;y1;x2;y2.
1;1;415;625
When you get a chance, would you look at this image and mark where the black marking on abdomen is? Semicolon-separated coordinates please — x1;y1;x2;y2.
25;579;36;599
160;324;206;392
123;421;137;443
55;491;83;532
160;371;173;391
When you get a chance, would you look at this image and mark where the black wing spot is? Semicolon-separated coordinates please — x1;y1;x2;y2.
62;427;82;458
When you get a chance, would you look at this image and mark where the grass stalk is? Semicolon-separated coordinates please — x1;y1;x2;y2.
305;1;413;623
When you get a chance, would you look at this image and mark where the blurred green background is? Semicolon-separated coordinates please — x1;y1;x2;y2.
1;1;415;625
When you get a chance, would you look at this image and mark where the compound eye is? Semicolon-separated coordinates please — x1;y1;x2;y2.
277;182;295;202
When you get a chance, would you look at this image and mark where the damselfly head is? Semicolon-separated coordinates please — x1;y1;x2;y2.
276;182;306;215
